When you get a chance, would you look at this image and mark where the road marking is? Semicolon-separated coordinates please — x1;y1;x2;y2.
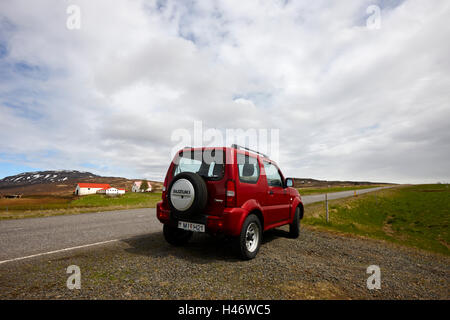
0;239;121;265
3;227;24;232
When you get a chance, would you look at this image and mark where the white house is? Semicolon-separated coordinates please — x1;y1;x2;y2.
132;181;152;192
74;183;111;195
96;187;126;195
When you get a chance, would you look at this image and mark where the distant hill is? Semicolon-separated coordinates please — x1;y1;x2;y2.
0;170;391;196
0;170;163;196
293;178;392;188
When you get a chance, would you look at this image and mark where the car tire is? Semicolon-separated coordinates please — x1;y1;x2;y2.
289;206;301;238
163;224;193;246
237;214;262;260
168;172;208;217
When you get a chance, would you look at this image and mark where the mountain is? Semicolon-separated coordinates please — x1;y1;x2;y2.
0;170;100;186
293;178;391;188
0;170;162;195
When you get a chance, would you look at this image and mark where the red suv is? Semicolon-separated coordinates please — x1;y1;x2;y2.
156;145;303;259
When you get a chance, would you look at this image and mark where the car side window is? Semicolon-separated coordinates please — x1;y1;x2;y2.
263;161;283;187
237;153;260;184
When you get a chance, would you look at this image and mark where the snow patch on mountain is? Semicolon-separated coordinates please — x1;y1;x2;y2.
0;170;100;186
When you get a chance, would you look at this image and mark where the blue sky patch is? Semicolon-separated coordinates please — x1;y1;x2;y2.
0;153;40;179
233;92;274;108
0;41;7;59
13;61;49;81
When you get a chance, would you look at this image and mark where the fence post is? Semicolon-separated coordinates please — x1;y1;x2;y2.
325;193;329;223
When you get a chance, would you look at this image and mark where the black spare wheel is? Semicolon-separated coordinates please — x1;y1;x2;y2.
168;172;208;217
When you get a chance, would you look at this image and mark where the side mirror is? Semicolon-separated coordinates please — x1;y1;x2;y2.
285;178;294;188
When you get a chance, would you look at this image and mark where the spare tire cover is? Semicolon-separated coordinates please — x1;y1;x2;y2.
169;178;195;211
168;172;208;217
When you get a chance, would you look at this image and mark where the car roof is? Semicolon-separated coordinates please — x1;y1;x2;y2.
179;146;275;163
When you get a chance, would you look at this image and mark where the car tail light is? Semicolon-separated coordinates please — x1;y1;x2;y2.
226;180;236;207
156;201;170;222
162;178;168;200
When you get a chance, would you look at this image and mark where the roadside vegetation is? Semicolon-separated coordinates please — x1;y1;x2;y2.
0;192;162;219
298;184;385;195
303;184;450;255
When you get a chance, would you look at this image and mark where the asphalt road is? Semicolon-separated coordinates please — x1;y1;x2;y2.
300;186;389;204
0;187;389;263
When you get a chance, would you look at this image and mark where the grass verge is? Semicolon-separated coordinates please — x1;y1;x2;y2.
302;184;450;255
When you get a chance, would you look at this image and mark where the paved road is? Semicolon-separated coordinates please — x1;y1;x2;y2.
300;186;389;204
0;187;390;262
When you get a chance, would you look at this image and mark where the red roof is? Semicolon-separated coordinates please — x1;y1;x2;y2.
77;183;111;189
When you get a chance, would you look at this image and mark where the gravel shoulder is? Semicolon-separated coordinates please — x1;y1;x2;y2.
1;225;448;299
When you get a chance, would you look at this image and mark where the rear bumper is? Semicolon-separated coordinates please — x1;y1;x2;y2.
156;202;246;236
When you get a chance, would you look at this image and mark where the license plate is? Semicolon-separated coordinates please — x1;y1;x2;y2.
178;221;205;233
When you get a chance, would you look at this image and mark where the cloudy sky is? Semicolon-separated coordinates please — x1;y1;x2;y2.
0;0;449;183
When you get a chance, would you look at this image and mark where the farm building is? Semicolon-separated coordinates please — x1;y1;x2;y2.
96;187;126;195
74;183;111;195
132;181;152;192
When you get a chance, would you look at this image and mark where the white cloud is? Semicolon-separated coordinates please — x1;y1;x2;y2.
0;0;449;183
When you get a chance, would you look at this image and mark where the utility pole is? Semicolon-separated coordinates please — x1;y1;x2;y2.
325;193;329;223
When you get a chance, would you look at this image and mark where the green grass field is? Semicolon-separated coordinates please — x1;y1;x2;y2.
303;184;450;255
298;185;384;195
0;192;162;219
70;192;161;207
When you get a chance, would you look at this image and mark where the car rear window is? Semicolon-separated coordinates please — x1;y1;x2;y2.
173;149;224;180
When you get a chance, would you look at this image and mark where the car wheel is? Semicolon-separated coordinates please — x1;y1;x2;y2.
237;214;262;260
289;206;301;238
163;224;193;246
